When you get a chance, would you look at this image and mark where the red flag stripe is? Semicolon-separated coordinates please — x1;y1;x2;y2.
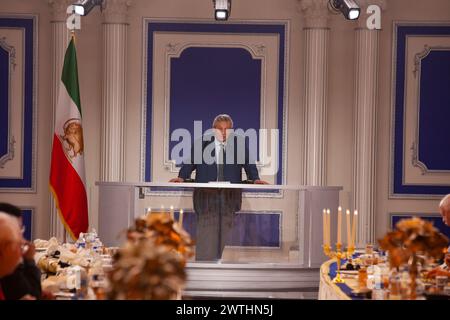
49;134;88;239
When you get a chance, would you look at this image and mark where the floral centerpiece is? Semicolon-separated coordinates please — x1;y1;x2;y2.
108;239;186;300
108;213;194;300
378;217;448;299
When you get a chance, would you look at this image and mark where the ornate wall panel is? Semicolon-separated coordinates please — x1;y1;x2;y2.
141;20;289;189
139;21;291;253
391;23;450;198
0;16;37;192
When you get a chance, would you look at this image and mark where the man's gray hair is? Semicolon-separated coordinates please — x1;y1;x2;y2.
439;194;450;211
212;114;233;128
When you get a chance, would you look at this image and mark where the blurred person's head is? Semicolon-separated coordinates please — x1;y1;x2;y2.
0;202;23;225
0;212;23;277
439;194;450;226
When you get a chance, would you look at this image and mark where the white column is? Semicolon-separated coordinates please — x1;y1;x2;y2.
100;0;131;181
48;0;72;241
352;1;386;246
300;0;330;186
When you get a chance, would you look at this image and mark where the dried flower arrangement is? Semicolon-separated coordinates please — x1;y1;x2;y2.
108;213;195;300
378;217;448;299
128;213;194;262
108;239;186;300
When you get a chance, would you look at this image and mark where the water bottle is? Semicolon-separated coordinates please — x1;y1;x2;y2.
73;266;88;299
75;233;86;249
372;267;386;299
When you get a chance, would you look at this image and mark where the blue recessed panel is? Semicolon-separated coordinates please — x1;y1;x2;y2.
169;47;261;165
175;210;196;240
418;50;450;170
175;210;280;247
393;25;450;196
21;209;32;241
0;46;8;158
231;213;280;247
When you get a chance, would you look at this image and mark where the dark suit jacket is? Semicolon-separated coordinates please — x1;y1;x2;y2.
0;259;42;300
178;133;260;183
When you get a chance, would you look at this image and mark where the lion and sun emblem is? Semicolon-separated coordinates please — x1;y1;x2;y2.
60;118;84;160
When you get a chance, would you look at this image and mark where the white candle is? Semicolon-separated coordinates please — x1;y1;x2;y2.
337;206;342;244
169;205;174;220
323;209;327;246
146;207;151;216
326;209;331;246
346;209;351;247
352;210;358;248
179;209;184;227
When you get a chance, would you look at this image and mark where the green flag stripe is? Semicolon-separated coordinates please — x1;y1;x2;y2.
61;38;82;116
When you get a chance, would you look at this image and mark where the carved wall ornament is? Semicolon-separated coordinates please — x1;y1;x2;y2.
298;0;330;29
103;0;132;24
410;141;428;175
166;43;180;54
0;37;16;71
0;137;16;169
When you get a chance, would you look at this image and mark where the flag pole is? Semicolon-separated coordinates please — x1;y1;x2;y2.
63;30;73;245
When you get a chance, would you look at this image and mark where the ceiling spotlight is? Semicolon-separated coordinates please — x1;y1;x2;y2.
213;0;231;21
73;0;104;16
329;0;360;20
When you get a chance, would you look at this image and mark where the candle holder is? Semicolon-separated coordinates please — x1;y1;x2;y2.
346;245;355;260
323;243;345;283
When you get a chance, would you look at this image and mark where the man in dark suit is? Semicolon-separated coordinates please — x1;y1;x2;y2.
170;114;267;261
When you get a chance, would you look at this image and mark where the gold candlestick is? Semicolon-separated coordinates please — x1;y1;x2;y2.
346;244;355;259
323;242;345;283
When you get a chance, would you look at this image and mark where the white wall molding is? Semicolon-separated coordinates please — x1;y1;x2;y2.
49;0;71;241
353;1;386;246
300;0;329;186
100;1;130;181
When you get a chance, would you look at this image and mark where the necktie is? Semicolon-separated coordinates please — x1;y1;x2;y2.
217;143;225;181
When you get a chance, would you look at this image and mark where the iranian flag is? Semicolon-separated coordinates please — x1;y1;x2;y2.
50;37;88;240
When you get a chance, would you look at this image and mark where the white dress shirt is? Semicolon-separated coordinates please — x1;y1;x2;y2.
214;139;226;164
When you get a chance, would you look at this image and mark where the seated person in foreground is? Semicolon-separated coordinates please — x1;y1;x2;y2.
0;212;24;300
0;203;42;300
427;194;450;279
